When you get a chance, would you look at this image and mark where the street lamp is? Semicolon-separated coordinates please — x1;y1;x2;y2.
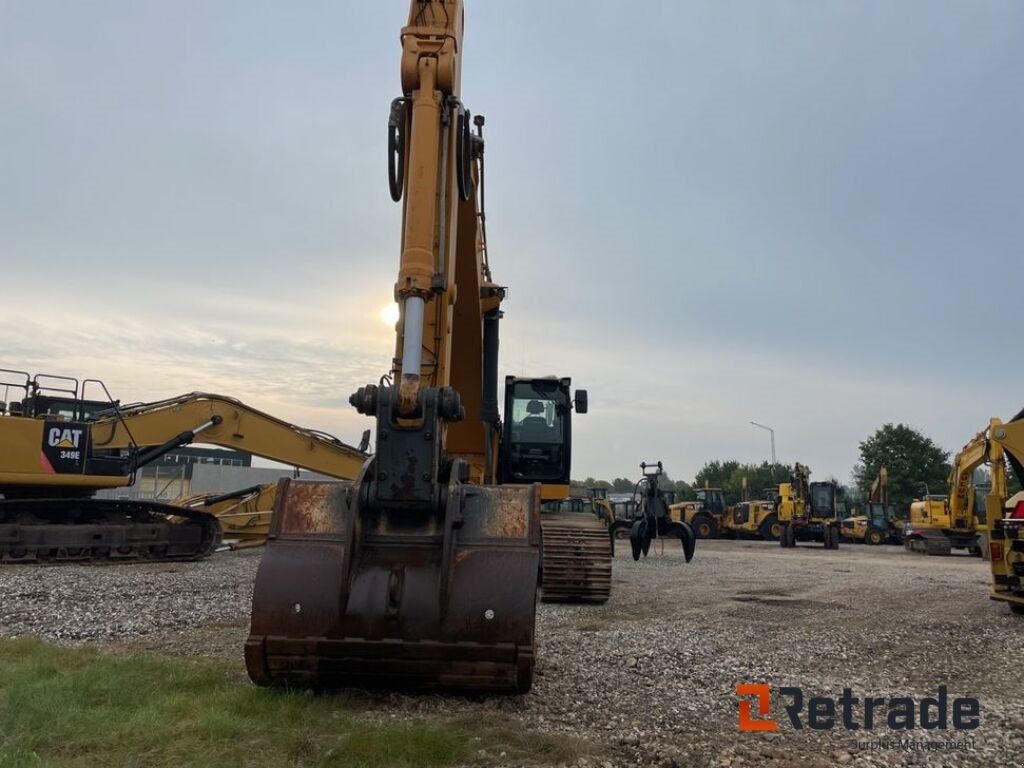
750;421;776;465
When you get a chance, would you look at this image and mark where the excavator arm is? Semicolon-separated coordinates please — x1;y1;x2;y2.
246;0;542;694
90;393;367;480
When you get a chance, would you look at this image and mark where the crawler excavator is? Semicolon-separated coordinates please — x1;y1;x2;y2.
245;0;606;695
907;413;1024;559
0;371;367;562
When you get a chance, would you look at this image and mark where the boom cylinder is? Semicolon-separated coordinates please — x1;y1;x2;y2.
399;296;425;411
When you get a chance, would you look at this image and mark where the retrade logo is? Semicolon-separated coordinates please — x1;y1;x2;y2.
737;684;980;732
736;684;777;731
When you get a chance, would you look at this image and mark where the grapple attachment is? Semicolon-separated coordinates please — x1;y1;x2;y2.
245;386;541;693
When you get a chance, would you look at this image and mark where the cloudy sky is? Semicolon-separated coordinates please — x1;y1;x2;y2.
2;1;1021;485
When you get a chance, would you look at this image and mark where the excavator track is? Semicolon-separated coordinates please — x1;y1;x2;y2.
540;511;612;604
0;498;221;563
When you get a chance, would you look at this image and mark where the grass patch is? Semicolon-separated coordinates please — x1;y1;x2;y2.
450;711;598;766
0;638;470;768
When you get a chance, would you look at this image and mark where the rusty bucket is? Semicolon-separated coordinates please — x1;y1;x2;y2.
245;473;541;693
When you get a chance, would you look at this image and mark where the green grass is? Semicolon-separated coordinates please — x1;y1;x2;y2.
0;638;471;768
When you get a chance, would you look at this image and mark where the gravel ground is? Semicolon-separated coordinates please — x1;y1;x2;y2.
2;540;1021;767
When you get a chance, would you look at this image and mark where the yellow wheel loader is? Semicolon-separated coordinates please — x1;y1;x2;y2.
777;463;841;549
669;487;727;539
246;1;603;695
730;491;783;541
0;370;367;563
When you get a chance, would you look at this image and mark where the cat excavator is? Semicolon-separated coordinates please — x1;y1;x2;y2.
246;0;604;695
908;410;1024;560
0;371;367;562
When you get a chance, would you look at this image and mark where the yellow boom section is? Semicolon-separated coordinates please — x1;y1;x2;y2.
91;393;367;480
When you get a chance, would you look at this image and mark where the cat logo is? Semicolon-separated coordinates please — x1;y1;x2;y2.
47;427;84;449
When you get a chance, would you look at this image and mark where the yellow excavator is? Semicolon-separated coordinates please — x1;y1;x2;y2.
908;410;1024;560
246;0;605;694
840;467;903;545
0;371;367;562
177;483;278;549
989;410;1024;612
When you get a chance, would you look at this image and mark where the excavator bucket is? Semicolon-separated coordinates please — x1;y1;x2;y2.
246;471;541;693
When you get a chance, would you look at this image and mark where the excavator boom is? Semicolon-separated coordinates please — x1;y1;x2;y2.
246;0;544;694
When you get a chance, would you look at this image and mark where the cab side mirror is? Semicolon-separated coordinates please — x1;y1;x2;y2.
574;389;588;414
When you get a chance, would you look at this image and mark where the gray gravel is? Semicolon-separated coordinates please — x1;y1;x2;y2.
2;541;1021;766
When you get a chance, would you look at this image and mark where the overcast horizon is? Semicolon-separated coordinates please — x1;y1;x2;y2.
2;2;1022;486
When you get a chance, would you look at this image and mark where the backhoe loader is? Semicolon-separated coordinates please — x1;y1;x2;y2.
246;0;605;695
778;463;841;549
840;467;904;545
608;462;696;561
0;370;367;562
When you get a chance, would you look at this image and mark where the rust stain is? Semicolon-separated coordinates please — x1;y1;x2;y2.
280;482;350;535
477;486;529;538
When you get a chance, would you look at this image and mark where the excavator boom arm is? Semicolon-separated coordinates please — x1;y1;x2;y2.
91;393;367;480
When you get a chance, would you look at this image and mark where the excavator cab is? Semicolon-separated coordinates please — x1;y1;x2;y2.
500;376;583;491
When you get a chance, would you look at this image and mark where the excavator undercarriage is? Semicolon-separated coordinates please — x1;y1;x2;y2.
0;496;219;563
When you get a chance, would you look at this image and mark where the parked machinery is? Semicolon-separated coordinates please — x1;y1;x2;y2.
246;1;601;694
609;462;695;562
0;371;367;563
905;450;985;557
177;483;277;549
730;488;783;541
669;486;727;539
979;410;1024;613
908;410;1024;562
778;463;841;549
586;486;616;527
840;467;904;545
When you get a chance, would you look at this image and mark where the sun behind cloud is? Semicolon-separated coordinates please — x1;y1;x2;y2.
378;303;400;328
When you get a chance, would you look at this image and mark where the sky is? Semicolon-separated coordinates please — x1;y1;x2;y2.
2;1;1022;485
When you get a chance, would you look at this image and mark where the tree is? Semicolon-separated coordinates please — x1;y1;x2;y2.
674;480;697;502
852;424;950;511
611;477;635;493
693;460;789;505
